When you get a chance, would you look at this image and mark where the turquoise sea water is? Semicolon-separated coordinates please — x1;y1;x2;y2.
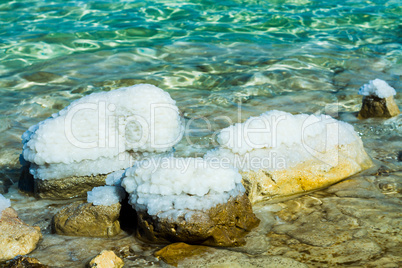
1;0;401;266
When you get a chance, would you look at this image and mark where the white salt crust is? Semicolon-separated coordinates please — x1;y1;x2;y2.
87;185;126;206
0;194;11;215
121;157;245;220
21;84;183;180
358;79;396;98
204;110;362;171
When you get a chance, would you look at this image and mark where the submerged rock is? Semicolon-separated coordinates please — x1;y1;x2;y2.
88;250;124;268
121;157;260;247
358;79;400;118
155;243;213;267
136;194;260;247
155;242;307;268
52;201;121;237
4;256;49;268
205;110;373;204
20;84;183;198
0;208;42;262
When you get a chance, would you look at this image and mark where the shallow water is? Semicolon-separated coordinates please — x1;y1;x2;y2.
1;0;401;267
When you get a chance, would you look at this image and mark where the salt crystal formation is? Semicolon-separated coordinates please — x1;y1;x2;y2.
121;157;260;246
87;171;126;206
205;110;373;203
0;194;11;215
87;186;126;206
20;84;183;198
358;79;400;118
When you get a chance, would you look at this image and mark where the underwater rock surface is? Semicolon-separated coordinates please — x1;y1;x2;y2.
136;193;260;247
52;201;121;237
0;208;42;262
155;242;308;267
4;256;49;268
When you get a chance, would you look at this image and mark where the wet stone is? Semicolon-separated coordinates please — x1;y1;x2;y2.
358;95;400;118
155;243;213;267
52;201;121;237
0;208;42;262
3;256;49;268
19;164;107;199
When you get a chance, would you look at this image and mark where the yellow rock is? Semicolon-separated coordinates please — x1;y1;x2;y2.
155;242;213;267
242;140;373;204
88;250;124;268
0;208;42;262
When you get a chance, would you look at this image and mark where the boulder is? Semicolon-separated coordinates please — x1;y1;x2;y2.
52;201;121;237
358;95;400;118
88;250;124;268
136;194;260;247
205;110;374;204
0;208;42;262
241;140;373;204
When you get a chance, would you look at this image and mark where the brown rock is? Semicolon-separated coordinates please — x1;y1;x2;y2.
155;242;213;267
0;208;42;262
358;95;400;118
34;174;107;199
88;250;124;268
52;201;121;237
242;140;373;204
19;164;107;199
136;194;260;247
4;256;49;268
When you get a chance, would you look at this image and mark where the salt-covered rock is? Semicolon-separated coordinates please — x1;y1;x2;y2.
205;110;373;204
0;207;42;262
88;250;124;268
52;201;121;237
87;186;126;206
358;79;400;118
20;84;183;198
121;157;260;246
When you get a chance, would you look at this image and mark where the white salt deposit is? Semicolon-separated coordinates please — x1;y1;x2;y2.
121;157;245;220
205;110;361;171
0;194;11;215
105;170;126;186
358;79;396;98
21;84;184;180
87;185;126;206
